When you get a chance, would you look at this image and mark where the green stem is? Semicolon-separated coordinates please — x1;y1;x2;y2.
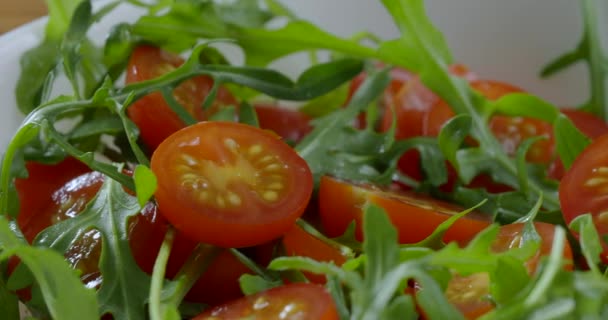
149;227;175;320
581;0;608;121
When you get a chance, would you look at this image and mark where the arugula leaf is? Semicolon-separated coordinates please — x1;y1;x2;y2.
133;165;157;207
569;214;603;274
0;217;99;320
553;114;591;170
31;175;150;319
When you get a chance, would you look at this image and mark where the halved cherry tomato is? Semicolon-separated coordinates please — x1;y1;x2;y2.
151;121;313;248
126;45;237;149
445;222;573;319
192;283;339;320
318;175;491;245
15;157;90;238
560;133;608;261
548;109;608;180
282;224;348;283
254;104;312;143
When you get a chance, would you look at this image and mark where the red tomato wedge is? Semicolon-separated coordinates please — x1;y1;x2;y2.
254;104;312;143
318;175;491;245
193;283;339;320
126;45;237;149
151;121;313;248
282;224;348;283
446;222;573;319
560;133;608;260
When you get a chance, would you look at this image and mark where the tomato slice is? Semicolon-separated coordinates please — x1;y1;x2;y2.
318;176;491;245
151;121;313;248
126;45;237;149
282;224;348;283
192;283;339;320
445;222;573;319
254;104;312;143
560;133;608;259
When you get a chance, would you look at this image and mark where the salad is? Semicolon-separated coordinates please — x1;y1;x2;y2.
2;0;608;319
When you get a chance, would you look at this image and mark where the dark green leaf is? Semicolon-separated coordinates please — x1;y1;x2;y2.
438;114;472;170
237;102;259;127
239;274;282;295
570;214;602;274
69;115;124;139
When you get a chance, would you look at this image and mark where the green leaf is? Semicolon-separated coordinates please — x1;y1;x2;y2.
45;0;85;40
362;204;400;288
69;115;124;139
61;0;93;98
15;41;61;114
33;177;150;319
0;217;99;320
133;165;157;208
239;274;282;295
438;114;472;171
570;214;602;274
300;84;350;118
553;113;591;170
238;102;259;127
490;93;559;122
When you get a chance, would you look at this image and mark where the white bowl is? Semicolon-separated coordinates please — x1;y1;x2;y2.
0;0;591;151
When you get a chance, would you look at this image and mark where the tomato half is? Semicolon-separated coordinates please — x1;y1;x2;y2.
282;224;348;283
254;104;312;143
318;176;491;245
126;45;237;149
560;133;608;260
445;222;573;319
151;121;313;248
193;283;339;320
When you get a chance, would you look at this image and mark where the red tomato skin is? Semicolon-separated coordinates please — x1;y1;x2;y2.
318;176;491;245
192;283;339;320
254;104;312;143
151;121;313;248
15;157;90;241
184;249;252;306
125;45;237;149
282;224;348;283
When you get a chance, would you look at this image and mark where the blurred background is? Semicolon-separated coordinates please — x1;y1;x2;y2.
0;0;46;34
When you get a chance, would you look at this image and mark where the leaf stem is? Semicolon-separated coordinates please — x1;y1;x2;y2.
581;0;608;121
149;227;175;320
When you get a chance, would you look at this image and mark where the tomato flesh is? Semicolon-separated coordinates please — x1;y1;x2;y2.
193;283;339;320
318;176;491;245
151;121;313;248
126;45;237;149
445;222;573;319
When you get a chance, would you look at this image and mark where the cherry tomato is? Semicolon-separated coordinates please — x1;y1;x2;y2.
560;133;608;261
125;45;237;149
282;224;348;283
254;104;312;143
318;176;491;245
192;283;339;320
445;222;573;319
151;121;313;248
15;157;90;240
548;109;608;180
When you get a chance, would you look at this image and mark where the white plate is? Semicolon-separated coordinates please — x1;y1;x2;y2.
0;0;590;151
